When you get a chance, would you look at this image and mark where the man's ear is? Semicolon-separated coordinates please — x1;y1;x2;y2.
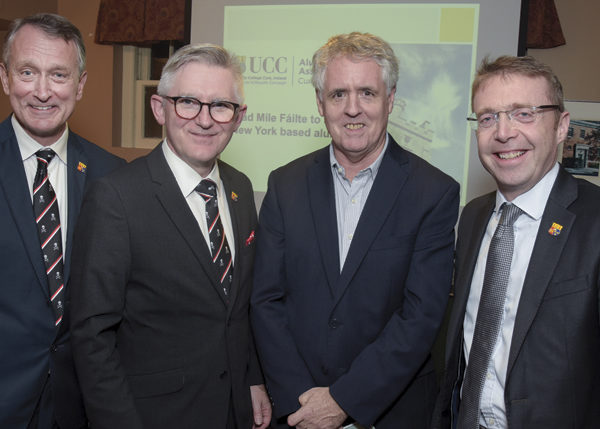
231;104;247;131
316;90;325;117
150;94;166;125
75;71;87;101
0;63;10;96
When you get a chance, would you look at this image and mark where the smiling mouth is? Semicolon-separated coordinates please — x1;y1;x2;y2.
345;123;364;130
31;105;54;111
498;150;525;160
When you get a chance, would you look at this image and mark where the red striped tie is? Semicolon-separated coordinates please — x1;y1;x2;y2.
33;150;64;326
195;179;233;299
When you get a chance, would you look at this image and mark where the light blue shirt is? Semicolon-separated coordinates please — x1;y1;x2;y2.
330;136;388;270
462;163;560;428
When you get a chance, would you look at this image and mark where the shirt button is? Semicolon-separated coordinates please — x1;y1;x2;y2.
351;198;356;204
348;234;353;240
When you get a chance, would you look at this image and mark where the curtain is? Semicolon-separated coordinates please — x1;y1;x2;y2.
527;0;566;49
95;0;187;45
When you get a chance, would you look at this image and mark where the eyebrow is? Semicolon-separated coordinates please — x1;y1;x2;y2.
475;103;535;114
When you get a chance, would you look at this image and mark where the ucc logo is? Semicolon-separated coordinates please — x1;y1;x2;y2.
240;56;288;74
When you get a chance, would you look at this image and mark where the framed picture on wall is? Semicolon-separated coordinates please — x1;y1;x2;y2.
559;101;600;186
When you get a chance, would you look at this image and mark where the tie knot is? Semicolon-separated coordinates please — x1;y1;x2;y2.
36;149;56;165
499;203;523;227
195;179;218;201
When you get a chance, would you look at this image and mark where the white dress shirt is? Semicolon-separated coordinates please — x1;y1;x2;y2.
162;141;236;264
462;163;560;428
15;115;69;253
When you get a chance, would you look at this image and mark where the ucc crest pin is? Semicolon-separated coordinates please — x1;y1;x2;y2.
548;222;562;236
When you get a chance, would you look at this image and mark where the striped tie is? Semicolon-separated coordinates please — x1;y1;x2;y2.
33;149;64;326
195;179;233;298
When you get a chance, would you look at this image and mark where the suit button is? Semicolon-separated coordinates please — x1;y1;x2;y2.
50;345;57;352
219;370;228;380
329;318;340;329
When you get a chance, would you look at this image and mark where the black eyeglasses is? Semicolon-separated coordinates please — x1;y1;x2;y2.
162;96;240;123
467;105;560;130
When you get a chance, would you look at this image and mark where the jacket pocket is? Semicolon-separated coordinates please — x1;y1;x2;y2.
128;367;185;398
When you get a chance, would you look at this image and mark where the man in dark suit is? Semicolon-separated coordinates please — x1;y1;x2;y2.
70;43;271;429
0;13;124;429
251;32;459;429
432;56;600;429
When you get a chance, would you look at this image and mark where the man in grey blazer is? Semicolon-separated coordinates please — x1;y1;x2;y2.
70;44;271;429
432;56;600;429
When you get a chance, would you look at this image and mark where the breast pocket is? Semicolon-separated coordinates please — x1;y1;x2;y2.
543;275;591;301
370;232;416;253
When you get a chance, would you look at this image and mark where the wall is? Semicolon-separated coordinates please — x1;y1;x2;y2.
2;0;597;160
0;0;149;160
0;0;57;119
528;0;600;101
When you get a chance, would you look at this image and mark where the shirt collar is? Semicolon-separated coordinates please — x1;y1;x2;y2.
495;162;560;221
13;114;69;164
162;139;221;197
329;133;389;179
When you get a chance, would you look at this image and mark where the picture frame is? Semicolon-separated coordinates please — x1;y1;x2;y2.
134;80;164;149
560;100;600;186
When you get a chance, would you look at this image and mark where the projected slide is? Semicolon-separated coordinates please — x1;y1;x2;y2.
222;4;478;203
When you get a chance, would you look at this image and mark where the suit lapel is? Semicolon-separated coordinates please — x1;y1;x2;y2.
219;162;243;310
64;133;88;283
446;194;495;354
507;169;576;377
0;122;49;297
335;139;407;300
147;145;228;306
307;147;340;296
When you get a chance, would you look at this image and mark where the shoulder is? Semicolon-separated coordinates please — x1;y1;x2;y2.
0;115;14;137
69;132;125;170
574;177;600;205
388;140;458;189
269;146;328;182
218;159;253;192
462;192;494;217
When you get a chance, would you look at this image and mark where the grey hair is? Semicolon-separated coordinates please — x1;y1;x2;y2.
312;32;399;100
3;13;86;76
157;43;244;103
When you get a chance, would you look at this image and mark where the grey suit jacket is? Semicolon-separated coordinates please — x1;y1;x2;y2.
432;167;600;429
70;144;261;429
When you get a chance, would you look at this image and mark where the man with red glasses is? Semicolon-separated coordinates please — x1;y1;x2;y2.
70;44;270;429
432;56;600;428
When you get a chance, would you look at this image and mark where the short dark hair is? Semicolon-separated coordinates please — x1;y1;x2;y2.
472;55;564;113
3;13;86;75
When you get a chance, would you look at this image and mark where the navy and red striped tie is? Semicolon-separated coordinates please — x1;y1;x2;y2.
33;149;64;326
195;179;233;298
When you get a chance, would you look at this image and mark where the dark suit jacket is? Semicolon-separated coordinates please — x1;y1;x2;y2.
432;167;600;429
251;136;460;428
70;144;262;429
0;116;124;429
